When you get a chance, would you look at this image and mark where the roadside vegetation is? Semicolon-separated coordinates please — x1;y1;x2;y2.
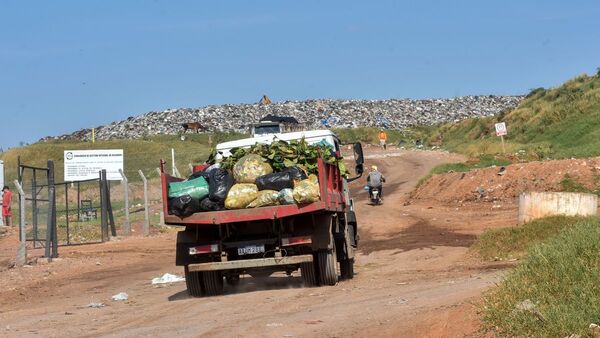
417;71;600;160
0;132;245;184
481;216;600;337
473;216;584;261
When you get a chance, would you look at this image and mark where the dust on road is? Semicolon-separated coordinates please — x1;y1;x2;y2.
0;148;515;338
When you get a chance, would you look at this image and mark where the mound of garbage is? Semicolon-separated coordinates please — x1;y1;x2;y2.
43;96;522;141
167;139;341;217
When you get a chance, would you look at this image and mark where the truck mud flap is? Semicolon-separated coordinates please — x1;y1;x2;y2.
187;254;313;272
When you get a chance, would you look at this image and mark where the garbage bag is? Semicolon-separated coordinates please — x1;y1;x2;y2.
256;171;294;191
225;183;259;209
278;188;295;205
188;170;211;181
199;198;224;211
293;174;320;204
233;154;273;184
168;176;209;200
168;195;201;217
208;168;234;202
282;166;308;181
247;190;279;208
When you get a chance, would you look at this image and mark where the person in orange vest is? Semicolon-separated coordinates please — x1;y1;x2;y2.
378;130;388;150
2;186;12;227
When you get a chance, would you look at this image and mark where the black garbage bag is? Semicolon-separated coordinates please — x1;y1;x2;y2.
188;170;211;181
199;198;224;211
256;171;294;191
168;195;201;217
282;166;308;181
208;168;234;202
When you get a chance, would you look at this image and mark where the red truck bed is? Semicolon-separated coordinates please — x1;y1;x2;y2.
161;159;346;225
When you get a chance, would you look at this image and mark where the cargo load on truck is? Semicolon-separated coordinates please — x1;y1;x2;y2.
165;138;349;216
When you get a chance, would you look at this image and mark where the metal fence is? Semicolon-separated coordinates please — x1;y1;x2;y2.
18;159;113;257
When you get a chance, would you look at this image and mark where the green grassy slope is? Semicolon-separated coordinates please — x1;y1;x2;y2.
419;72;600;159
0;133;245;184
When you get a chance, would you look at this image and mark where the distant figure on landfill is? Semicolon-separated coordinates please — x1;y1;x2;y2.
378;130;388;150
2;186;12;227
260;95;272;105
367;165;386;200
182;122;204;133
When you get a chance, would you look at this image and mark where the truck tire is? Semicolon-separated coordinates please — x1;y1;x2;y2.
340;258;354;280
300;262;317;286
317;250;338;286
202;271;224;296
184;266;204;297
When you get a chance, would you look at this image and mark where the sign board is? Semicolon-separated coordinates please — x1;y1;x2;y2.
64;149;123;181
495;122;507;136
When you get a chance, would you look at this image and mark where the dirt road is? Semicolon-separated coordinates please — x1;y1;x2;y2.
0;148;515;337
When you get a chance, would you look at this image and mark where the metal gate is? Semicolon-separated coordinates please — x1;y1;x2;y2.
18;159;113;256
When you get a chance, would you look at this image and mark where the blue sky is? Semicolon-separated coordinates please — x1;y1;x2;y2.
1;1;599;149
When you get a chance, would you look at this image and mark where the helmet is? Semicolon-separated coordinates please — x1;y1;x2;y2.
371;165;378;171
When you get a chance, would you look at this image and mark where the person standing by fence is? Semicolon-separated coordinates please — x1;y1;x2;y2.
2;186;12;227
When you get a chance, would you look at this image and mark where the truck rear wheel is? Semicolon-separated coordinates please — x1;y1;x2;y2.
317;250;338;286
202;271;224;296
340;258;354;280
184;266;204;297
300;262;317;286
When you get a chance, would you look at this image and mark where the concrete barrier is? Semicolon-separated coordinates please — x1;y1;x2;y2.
518;192;598;224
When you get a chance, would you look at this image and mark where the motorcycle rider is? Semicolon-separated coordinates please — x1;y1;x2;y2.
367;165;386;201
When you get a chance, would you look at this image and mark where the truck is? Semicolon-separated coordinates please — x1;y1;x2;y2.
249;114;307;137
161;129;364;297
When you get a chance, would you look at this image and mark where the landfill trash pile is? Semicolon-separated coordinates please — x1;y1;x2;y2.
167;139;338;217
42;96;523;141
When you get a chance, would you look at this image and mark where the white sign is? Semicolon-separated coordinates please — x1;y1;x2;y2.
495;122;507;136
64;149;124;181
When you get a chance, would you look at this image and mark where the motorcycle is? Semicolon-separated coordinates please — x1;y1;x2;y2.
369;186;382;205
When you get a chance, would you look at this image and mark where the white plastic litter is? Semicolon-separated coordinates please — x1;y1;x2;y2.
86;302;105;308
111;292;129;301
151;273;185;285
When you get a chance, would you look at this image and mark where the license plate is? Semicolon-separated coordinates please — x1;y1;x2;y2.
237;245;265;256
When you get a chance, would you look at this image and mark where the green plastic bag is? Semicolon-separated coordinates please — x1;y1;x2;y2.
225;183;259;209
233;154;273;184
278;188;294;205
293;174;320;203
168;176;209;200
247;190;280;208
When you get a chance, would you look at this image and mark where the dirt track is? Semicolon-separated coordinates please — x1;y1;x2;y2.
0;148;517;337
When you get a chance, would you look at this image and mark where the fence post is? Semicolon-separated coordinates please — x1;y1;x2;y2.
99;170;109;242
46;160;58;259
118;169;131;235
138;170;150;236
171;148;176;176
188;163;193;175
13;180;27;266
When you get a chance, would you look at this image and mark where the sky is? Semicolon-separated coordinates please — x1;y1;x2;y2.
1;0;599;149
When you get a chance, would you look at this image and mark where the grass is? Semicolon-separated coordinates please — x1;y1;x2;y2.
473;216;584;260
409;72;600;160
482;216;600;337
0;132;246;185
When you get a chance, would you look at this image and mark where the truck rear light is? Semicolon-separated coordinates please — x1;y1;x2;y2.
189;244;219;255
281;236;312;246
